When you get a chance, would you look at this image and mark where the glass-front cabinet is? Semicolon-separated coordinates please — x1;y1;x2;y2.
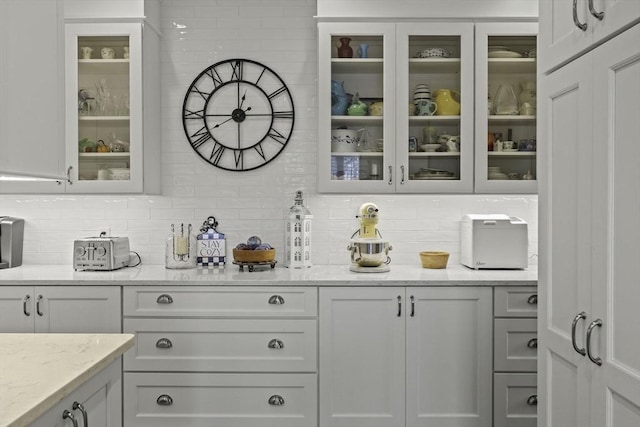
475;23;538;193
318;22;474;193
65;23;143;192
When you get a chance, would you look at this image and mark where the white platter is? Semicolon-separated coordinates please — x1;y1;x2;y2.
488;50;523;58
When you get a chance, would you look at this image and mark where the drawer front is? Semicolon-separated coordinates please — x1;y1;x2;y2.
494;318;538;372
124;318;317;372
124;372;317;427
494;286;538;317
123;286;317;317
493;373;537;427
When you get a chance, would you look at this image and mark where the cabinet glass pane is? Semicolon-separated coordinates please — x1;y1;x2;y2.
486;35;537;182
330;35;384;182
407;35;462;181
76;36;131;181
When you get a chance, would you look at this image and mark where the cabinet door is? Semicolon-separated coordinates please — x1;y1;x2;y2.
0;286;34;332
406;287;492;427
318;22;396;193
65;23;143;193
589;24;640;427
395;23;474;193
474;23;538;194
34;286;121;333
319;287;405;427
538;49;594;427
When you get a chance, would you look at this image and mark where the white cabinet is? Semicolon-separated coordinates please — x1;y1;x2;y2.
123;286;318;427
318;22;474;193
474;23;538;193
30;358;122;427
539;0;640;73
319;286;492;427
0;286;121;333
0;0;67;191
539;23;640;427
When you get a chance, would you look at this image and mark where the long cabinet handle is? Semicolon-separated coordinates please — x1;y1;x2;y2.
573;0;588;31
23;295;31;316
156;294;173;304
410;295;415;317
268;295;285;305
36;295;44;316
588;0;604;19
400;165;405;185
72;402;88;427
388;166;393;185
397;295;402;317
586;318;603;366
156;338;173;349
156;394;173;406
62;409;78;427
571;311;587;356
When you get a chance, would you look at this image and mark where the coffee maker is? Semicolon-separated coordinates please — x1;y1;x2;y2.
0;216;24;269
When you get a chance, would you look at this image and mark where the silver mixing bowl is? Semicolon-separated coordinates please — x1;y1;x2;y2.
347;240;392;267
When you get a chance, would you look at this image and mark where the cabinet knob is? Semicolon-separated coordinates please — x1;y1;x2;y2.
156;338;173;349
268;395;285;406
527;395;538;406
23;295;31;317
156;394;174;406
268;338;284;349
72;402;88;427
527;294;537;305
156;294;174;304
268;295;285;305
527;338;538;349
62;409;78;427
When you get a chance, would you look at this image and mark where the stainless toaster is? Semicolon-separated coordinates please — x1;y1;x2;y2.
73;237;130;271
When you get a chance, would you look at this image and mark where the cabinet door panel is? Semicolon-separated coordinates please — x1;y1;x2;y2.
0;286;34;332
319;287;405;427
406;287;492;427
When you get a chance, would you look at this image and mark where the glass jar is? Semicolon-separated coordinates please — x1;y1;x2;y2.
165;223;197;269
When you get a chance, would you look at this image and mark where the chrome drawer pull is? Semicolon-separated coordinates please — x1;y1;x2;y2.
156;294;173;304
573;0;588;31
527;338;538;349
23;294;31;316
156;394;173;406
268;395;285;406
527;395;538;406
571;311;587;356
268;295;285;305
72;402;88;427
586;319;603;366
268;338;284;349
62;409;78;427
588;0;604;20
156;338;173;349
527;294;537;305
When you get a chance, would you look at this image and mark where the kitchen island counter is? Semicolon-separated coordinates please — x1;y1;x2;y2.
0;264;536;286
0;333;134;427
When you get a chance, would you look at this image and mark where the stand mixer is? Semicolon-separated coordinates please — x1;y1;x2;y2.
347;202;392;273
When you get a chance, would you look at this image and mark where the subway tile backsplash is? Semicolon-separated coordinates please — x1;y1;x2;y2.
0;1;537;267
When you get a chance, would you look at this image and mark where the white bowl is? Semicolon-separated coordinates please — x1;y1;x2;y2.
420;144;441;152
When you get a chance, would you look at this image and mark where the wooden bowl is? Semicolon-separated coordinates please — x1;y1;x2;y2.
419;251;449;269
233;248;275;263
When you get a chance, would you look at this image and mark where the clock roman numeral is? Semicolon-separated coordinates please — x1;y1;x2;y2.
267;85;287;100
210;142;226;165
184;109;205;120
189;126;212;149
206;68;224;88
230;60;243;81
267;128;287;145
254;143;266;160
234;149;244;169
273;110;294;119
191;85;212;101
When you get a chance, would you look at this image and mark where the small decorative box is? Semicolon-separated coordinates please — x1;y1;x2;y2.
197;216;226;268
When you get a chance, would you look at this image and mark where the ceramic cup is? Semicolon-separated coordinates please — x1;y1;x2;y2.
503;140;515;150
101;47;115;59
415;99;437;116
80;46;93;59
520;102;535;116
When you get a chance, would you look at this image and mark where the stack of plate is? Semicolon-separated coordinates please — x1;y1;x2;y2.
488;166;508;180
415;47;452;58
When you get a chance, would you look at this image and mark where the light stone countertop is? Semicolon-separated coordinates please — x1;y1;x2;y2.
0;264;537;286
0;334;134;427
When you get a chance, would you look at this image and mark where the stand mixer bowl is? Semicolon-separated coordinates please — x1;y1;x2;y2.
348;239;392;267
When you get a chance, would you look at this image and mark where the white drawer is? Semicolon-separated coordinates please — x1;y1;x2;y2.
124;372;317;427
124;318;317;372
494;318;537;372
494;286;538;317
123;286;317;318
493;373;537;427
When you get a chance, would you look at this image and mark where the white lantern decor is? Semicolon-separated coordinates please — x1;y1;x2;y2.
285;190;312;268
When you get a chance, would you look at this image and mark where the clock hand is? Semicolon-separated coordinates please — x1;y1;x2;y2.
239;89;247;109
212;116;234;129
